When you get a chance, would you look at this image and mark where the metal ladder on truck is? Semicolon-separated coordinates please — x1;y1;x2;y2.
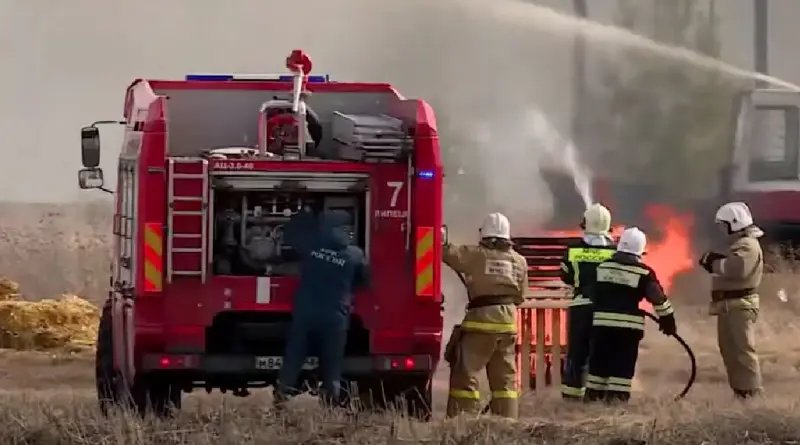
166;158;210;283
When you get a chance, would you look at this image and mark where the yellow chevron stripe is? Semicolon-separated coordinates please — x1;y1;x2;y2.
416;227;434;296
143;223;163;292
144;224;162;256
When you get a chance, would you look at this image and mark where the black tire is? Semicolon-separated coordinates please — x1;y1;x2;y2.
95;298;181;418
96;300;126;416
355;377;433;421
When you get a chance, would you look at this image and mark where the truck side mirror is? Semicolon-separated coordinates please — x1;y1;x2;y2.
81;126;101;168
78;168;105;190
441;225;449;245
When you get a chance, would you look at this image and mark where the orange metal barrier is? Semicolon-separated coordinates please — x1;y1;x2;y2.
511;235;578;393
516;291;570;392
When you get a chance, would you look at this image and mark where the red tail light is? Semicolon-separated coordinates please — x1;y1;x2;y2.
390;357;417;370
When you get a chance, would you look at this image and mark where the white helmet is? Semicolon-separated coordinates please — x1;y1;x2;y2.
715;202;754;233
479;212;511;240
617;227;647;257
582;203;612;234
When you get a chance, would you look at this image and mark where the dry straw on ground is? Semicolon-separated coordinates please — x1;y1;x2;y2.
0;202;799;444
0;274;99;351
1;388;800;445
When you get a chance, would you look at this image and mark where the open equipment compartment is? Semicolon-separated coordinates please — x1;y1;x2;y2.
209;170;369;277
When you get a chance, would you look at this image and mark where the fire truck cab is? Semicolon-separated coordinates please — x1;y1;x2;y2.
78;50;444;418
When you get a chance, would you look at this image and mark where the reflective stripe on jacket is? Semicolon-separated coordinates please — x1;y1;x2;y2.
559;242;616;307
591;253;674;331
443;242;529;334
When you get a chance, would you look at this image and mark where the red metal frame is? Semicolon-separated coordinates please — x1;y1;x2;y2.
114;65;444;376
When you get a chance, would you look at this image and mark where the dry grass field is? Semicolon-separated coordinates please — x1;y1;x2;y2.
2;202;800;444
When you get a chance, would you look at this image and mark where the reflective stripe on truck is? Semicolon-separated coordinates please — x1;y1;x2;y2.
415;226;435;296
143;223;164;292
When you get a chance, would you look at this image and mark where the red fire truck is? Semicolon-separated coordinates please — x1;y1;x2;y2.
77;50;445;418
723;88;800;253
583;88;800;258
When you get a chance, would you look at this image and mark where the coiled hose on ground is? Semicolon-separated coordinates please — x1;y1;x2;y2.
444;265;696;408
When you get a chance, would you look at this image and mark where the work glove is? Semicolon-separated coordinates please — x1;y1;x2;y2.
698;251;725;273
658;314;677;336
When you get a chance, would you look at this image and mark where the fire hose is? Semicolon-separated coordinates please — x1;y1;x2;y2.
444;266;696;411
641;310;696;401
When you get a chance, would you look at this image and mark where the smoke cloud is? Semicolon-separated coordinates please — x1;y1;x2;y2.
1;0;577;236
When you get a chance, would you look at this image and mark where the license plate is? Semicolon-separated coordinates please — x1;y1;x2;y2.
254;356;319;370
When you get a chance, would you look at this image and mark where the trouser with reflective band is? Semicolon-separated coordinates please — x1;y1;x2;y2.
569;294;593;307
561;304;593;399
585;323;643;403
447;330;518;419
716;303;762;394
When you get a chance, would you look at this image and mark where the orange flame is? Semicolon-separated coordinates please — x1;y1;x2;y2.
642;204;694;293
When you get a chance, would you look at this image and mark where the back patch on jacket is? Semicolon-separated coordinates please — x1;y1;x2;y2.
311;248;347;267
597;264;643;288
485;259;521;282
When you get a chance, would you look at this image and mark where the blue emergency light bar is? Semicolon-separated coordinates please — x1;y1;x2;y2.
418;170;435;179
184;73;330;82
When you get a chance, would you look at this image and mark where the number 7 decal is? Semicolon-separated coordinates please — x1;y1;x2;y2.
387;181;404;208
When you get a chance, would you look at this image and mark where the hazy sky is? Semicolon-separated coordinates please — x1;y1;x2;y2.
1;0;799;203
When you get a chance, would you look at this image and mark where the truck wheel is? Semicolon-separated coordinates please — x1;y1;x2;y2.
356;377;432;421
131;376;182;418
95;300;126;416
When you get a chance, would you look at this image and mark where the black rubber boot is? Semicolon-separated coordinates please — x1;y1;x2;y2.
733;388;761;399
603;390;631;404
583;388;606;403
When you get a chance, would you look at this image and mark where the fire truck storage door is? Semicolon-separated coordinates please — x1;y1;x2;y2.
115;161;137;288
733;89;800;190
112;160;137;379
211;172;369;192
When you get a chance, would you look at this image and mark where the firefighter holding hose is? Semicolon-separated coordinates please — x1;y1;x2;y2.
584;227;677;403
559;203;616;401
698;202;763;399
442;213;528;419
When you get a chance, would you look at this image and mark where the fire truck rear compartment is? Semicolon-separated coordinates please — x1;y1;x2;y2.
191;311;372;389
211;188;366;277
147;311;432;391
205;312;369;357
186;187;372;388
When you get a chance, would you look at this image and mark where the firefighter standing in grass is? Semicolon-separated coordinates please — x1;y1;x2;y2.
274;207;370;409
698;202;763;398
585;227;677;403
443;213;528;419
559;203;616;401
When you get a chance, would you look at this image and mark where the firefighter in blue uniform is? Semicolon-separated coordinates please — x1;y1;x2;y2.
274;206;370;408
559;203;616;400
584;227;677;403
